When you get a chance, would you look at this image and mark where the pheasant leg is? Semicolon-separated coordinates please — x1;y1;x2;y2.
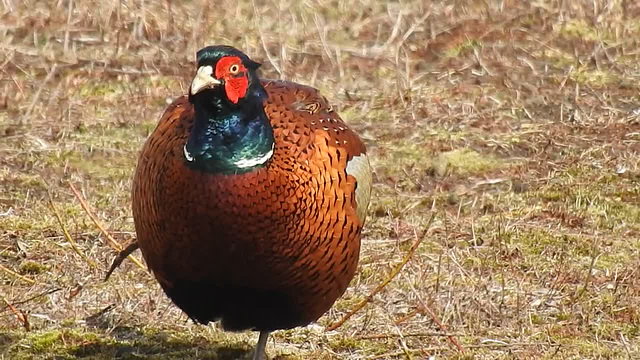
253;331;270;360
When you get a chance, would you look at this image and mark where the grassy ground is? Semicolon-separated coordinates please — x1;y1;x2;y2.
2;0;640;359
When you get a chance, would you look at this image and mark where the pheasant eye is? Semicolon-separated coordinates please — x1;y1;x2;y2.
229;64;240;74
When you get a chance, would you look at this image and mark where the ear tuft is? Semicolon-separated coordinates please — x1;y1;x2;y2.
246;59;261;70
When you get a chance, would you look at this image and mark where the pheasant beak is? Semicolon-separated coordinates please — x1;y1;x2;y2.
190;65;222;95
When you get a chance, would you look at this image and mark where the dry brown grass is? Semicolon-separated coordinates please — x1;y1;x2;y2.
2;0;640;359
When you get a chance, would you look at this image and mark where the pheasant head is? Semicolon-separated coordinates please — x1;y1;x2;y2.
185;46;274;174
189;45;265;106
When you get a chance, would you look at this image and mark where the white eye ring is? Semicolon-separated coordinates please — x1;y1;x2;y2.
229;64;240;74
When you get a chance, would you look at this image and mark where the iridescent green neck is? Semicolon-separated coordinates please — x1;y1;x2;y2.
184;87;274;175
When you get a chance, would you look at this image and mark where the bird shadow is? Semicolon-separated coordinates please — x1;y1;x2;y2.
84;326;255;360
2;326;257;360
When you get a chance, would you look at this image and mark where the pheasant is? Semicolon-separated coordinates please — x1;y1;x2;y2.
131;45;372;360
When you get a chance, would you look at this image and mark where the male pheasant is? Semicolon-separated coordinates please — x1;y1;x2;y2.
131;45;372;359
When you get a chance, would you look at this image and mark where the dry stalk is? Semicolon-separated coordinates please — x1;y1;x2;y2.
68;182;147;273
0;263;36;284
48;192;97;269
2;288;62;310
357;332;461;340
63;0;73;53
576;239;600;299
369;342;545;359
20;63;57;125
251;0;282;76
2;296;30;331
326;214;435;332
394;305;424;325
406;279;465;353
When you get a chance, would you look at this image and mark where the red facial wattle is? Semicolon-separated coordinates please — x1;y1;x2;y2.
215;56;249;104
224;75;249;104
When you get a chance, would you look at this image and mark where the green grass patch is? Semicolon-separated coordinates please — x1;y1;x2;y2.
432;148;502;176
